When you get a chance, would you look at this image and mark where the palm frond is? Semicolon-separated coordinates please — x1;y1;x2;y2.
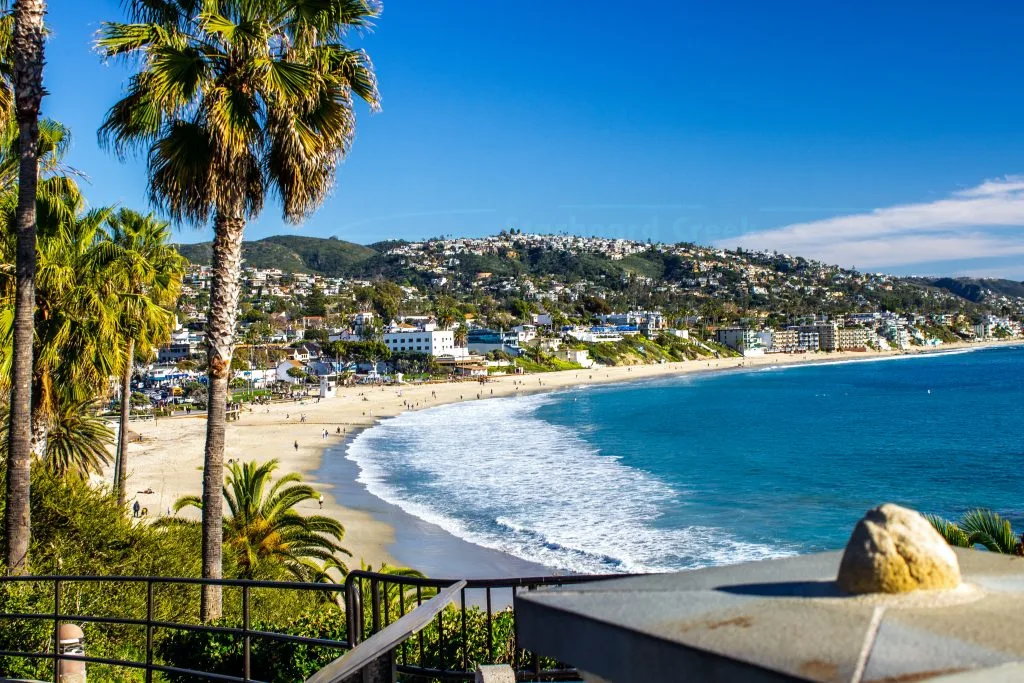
959;509;1020;555
924;514;971;548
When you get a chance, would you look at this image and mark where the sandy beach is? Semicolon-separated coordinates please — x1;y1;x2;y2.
115;340;1018;575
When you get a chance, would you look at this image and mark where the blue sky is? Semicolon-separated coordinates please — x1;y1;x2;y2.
45;1;1024;278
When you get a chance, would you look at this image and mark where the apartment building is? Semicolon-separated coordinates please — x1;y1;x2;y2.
715;327;762;352
795;322;837;352
837;326;870;350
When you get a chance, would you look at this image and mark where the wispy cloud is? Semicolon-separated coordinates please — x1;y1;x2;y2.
721;176;1024;272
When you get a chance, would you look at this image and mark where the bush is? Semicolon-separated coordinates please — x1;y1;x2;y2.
159;605;348;683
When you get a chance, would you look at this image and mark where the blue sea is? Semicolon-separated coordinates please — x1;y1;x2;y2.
345;346;1024;574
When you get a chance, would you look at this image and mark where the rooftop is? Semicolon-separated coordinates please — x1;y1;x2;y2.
517;549;1024;682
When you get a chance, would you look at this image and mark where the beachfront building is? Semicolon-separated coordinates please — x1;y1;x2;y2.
565;325;640;343
769;328;800;352
554;348;594;368
837;326;870;351
468;328;523;356
786;321;835;352
599;311;667;336
384;327;460;357
233;368;275;389
715;327;763;354
794;322;838;352
786;327;820;351
435;354;489;376
885;322;911;349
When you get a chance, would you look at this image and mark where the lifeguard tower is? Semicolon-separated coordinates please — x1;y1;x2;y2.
319;374;336;399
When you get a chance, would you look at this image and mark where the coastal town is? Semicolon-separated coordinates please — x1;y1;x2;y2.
134;232;1024;409
5;2;1024;681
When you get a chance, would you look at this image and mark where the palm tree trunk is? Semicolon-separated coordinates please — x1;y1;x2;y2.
4;0;46;576
114;338;134;506
200;212;245;622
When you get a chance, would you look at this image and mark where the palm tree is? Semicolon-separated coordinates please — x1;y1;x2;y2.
453;324;468;347
926;509;1023;555
29;202;122;451
0;396;114;481
172;459;351;582
99;0;380;621
44;398;115;479
4;0;47;575
0;396;114;480
102;208;186;505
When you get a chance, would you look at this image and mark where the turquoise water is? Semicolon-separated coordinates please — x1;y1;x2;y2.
346;346;1024;574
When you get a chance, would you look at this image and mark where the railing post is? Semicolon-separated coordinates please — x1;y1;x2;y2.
460;588;468;672
345;577;359;647
243;584;251;682
146;580;154;683
53;579;60;683
371;579;381;634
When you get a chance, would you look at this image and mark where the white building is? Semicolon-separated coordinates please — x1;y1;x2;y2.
715;327;763;353
513;324;537;343
383;328;459;357
554;348;594;368
276;359;308;384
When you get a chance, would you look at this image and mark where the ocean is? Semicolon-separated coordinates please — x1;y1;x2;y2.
345;345;1024;575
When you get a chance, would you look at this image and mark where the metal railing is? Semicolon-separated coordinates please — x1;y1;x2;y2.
0;574;351;683
0;571;622;682
344;570;626;681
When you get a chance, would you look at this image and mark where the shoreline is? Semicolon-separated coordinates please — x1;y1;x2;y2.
119;339;1020;577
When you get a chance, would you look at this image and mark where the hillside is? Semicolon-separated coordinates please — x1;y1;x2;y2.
172;236;668;282
172;233;1024;317
174;236;375;276
923;277;1024;303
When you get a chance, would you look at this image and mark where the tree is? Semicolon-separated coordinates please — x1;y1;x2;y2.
103;208;186;505
434;296;457;330
17;193;120;454
453;324;467;347
5;0;47;575
99;0;380;620
302;327;329;343
926;509;1023;555
0;396;114;480
303;285;327;317
171;460;350;581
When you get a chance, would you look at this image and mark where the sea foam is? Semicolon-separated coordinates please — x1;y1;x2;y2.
346;392;791;574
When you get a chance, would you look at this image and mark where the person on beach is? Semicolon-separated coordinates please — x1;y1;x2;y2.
294;440;299;451
336;427;341;435
318;494;324;509
132;500;140;518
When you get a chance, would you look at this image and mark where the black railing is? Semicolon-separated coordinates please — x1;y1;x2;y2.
0;571;622;682
0;574;350;683
344;571;626;681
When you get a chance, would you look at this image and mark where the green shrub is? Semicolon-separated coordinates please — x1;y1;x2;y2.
158;605;348;683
